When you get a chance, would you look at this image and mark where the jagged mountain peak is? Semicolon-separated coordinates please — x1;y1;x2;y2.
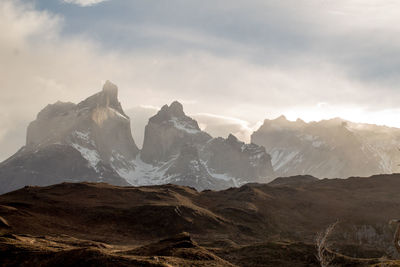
139;102;274;188
262;115;291;126
0;81;140;193
151;101;188;123
101;80;120;109
147;101;210;139
295;118;306;124
102;80;118;95
77;80;125;116
259;116;299;133
141;101;212;163
227;133;238;143
169;101;185;117
204;134;273;185
275;115;288;121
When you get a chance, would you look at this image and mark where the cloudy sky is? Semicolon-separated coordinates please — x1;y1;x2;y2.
1;0;400;160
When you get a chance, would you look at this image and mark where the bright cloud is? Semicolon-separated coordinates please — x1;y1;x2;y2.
63;0;107;7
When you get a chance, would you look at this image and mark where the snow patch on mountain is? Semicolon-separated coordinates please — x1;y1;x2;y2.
71;143;100;170
170;117;200;134
113;154;179;186
73;131;95;146
271;149;299;171
109;107;129;120
312;141;324;148
201;159;238;186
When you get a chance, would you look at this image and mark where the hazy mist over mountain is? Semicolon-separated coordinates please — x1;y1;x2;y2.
3;1;400;266
2;0;400;161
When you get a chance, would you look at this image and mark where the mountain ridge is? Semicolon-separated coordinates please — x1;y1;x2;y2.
0;81;274;193
251;115;400;178
1;173;400;263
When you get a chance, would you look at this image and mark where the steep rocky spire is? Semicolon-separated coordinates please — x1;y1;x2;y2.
169;101;185;117
102;80;119;107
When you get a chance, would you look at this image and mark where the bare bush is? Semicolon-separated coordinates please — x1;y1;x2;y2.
389;219;400;254
316;221;339;267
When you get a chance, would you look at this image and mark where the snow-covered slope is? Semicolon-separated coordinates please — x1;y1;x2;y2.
251;116;400;178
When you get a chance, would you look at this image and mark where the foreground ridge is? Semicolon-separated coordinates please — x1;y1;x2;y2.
1;173;400;265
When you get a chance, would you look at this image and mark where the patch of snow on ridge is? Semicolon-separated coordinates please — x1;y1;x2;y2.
73;131;95;146
109;107;129;120
201;160;238;187
190;160;201;171
115;154;176;186
170;117;200;134
303;134;315;141
270;149;299;170
312;141;324;148
74;131;89;141
71;143;100;171
212;172;239;187
250;152;264;160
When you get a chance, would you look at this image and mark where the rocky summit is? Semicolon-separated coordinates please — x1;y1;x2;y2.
141;101;212;164
0;82;274;193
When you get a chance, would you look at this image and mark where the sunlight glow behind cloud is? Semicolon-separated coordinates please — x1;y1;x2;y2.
63;0;107;7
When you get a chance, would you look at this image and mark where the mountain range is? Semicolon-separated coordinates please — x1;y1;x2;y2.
252;116;400;178
0;81;274;194
1;81;400;193
2;81;400;265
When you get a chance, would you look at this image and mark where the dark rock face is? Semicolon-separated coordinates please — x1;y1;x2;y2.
251;116;399;178
0;144;128;194
203;134;273;184
165;144;230;190
166;144;222;189
141;102;212;164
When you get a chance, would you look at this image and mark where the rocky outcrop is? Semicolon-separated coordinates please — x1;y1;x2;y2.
203;134;274;185
141;101;211;164
26;80;139;163
165;144;231;190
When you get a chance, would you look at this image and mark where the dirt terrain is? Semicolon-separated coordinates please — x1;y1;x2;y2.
1;174;400;266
